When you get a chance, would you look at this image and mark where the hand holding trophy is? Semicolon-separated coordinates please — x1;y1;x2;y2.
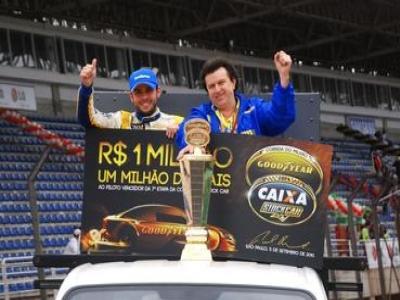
179;118;214;260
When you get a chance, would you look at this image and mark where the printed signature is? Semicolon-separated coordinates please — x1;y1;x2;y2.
248;230;310;250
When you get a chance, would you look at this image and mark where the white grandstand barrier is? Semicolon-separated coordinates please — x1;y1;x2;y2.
0;255;68;300
327;239;400;298
329;239;368;257
329;239;352;257
329;238;400;266
1;256;35;300
363;238;400;269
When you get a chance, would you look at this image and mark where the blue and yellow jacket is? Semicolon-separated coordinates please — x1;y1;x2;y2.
176;83;295;150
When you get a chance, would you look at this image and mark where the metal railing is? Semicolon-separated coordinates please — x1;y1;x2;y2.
329;239;367;257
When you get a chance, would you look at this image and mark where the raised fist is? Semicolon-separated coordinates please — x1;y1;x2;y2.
274;51;292;88
80;58;97;88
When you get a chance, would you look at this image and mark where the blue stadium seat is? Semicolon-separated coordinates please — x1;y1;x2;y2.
37;192;44;200
73;203;80;211
26;239;34;249
50;238;58;247
0;215;11;224
3;227;11;236
25;226;32;235
22;192;29;200
61;226;69;234
74;214;81;222
14;203;28;212
41;203;49;212
0;240;6;250
15;215;25;224
25;282;33;290
9;215;18;224
11;227;18;236
17;227;26;236
52;226;60;234
58;237;67;247
24;214;32;223
40;226;47;235
42;239;50;247
56;214;64;222
39;215;46;223
6;240;15;250
14;239;22;249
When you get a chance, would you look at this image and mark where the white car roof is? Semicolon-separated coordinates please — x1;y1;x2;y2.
56;260;327;300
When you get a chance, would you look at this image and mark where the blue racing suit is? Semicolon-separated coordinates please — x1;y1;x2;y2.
176;83;295;150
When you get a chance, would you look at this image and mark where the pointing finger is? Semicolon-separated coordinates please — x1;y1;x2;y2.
92;58;97;69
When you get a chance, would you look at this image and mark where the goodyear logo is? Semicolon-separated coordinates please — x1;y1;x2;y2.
247;175;316;225
134;74;151;80
246;145;323;195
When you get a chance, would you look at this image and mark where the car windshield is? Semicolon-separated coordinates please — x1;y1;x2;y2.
122;206;156;219
156;212;186;224
64;284;315;300
122;206;186;222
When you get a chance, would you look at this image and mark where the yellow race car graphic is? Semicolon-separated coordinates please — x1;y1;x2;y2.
82;204;236;253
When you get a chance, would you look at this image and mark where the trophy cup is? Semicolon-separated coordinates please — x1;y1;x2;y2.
180;118;214;260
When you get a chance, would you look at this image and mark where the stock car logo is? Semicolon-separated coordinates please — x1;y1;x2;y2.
245;145;322;225
247;175;317;225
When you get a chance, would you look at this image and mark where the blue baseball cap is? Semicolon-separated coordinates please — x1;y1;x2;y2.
129;68;158;91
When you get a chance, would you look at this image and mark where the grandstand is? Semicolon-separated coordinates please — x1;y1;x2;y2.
0;114;83;297
0;1;400;299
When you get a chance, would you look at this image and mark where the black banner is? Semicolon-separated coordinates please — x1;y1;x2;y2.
81;129;332;269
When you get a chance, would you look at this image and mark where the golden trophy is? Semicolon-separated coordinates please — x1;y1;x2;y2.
179;118;214;260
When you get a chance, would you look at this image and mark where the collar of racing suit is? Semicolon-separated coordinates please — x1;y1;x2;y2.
132;107;161;128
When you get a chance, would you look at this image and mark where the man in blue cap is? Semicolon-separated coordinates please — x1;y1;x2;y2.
77;59;182;138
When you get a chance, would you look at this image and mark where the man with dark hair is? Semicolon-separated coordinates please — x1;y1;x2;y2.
176;50;296;157
77;59;182;138
200;59;240;92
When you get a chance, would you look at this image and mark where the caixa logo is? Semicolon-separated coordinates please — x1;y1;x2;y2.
247;175;317;226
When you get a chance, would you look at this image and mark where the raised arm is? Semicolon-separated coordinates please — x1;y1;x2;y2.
257;51;296;135
77;59;121;128
274;50;292;89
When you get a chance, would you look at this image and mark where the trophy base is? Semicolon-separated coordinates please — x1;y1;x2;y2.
180;227;212;261
181;153;213;161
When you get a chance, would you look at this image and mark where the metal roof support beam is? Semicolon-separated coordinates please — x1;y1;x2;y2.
176;0;318;36
285;19;400;52
46;0;109;13
339;47;400;64
286;10;400;39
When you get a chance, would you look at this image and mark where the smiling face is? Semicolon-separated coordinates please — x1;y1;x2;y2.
204;67;236;112
129;84;161;115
